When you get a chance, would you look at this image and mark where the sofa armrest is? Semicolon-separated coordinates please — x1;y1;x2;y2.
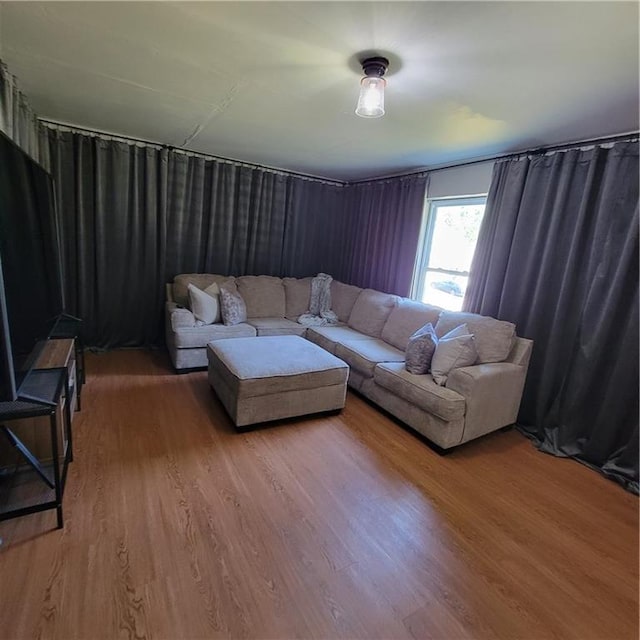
166;301;196;330
446;362;527;443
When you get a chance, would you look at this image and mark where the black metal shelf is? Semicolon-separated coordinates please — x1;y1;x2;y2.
0;366;73;529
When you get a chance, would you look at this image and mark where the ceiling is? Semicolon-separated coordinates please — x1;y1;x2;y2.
1;1;638;181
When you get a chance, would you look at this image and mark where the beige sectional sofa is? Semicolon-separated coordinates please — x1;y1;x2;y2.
165;274;532;451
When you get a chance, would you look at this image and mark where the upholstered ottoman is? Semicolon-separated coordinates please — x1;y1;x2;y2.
207;335;349;427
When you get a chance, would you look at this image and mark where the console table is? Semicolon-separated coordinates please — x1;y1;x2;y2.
0;337;80;529
51;314;85;406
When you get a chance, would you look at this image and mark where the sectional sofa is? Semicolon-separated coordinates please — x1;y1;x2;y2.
165;274;532;451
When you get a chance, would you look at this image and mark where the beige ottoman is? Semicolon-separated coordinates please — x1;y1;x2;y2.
207;335;349;427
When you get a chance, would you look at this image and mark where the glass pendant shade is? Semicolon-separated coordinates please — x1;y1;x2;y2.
355;76;386;118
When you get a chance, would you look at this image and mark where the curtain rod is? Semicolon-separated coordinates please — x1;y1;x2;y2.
349;130;640;184
40;117;638;187
39;118;346;187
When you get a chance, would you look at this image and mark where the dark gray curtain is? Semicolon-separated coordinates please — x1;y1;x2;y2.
164;158;290;277
465;142;639;492
204;163;288;277
334;174;428;296
162;155;344;279
39;126;345;348
41;128;168;348
0;61;43;161
281;179;344;278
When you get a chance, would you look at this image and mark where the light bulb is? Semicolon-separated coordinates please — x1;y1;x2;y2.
355;76;386;118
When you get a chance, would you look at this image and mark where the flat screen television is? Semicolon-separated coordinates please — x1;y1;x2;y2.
0;130;65;402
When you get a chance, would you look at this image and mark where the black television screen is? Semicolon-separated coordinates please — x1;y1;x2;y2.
0;131;64;401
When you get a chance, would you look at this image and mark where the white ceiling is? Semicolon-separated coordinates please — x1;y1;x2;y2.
1;1;638;181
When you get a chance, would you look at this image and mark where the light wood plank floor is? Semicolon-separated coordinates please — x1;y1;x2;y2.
0;350;637;640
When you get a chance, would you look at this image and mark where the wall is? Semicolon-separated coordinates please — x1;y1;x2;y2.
426;161;494;198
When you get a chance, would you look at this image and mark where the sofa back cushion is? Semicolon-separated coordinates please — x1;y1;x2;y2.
381;299;442;351
348;289;398;338
283;277;312;319
236;275;285;318
172;273;230;308
435;311;516;364
330;281;363;322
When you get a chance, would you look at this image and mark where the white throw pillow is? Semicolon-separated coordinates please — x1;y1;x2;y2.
187;282;220;325
431;323;478;386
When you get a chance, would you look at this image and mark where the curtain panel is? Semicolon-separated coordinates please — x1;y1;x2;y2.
281;179;345;278
335;174;428;297
465;143;639;492
0;61;44;162
163;157;292;278
161;154;343;280
40;128;168;348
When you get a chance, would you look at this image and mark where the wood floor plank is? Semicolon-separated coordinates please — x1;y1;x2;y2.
0;349;637;640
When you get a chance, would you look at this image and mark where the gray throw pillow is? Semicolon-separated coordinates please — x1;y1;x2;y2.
405;323;438;374
431;324;478;386
219;282;247;326
188;282;220;325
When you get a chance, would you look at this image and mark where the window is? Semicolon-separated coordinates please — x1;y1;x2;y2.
412;196;486;311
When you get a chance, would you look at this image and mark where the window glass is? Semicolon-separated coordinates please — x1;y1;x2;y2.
412;196;486;311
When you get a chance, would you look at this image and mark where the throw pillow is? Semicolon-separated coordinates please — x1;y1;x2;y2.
438;323;470;341
431;324;478;386
204;282;220;297
219;281;247;326
187;283;220;325
405;323;438;374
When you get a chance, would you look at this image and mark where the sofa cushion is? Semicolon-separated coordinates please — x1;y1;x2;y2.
236;275;286;318
173;273;230;308
431;325;478;386
374;362;466;422
435;311;515;364
220;282;248;326
348;289;398;338
405;323;438;375
381;299;442;351
330;281;363;322
188;282;220;325
246;317;307;337
174;323;256;348
335;338;405;378
306;325;374;354
283;277;312;319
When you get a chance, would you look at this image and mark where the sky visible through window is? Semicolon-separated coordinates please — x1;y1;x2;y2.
428;205;484;272
416;199;485;311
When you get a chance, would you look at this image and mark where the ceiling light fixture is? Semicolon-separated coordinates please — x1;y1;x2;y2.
355;56;389;119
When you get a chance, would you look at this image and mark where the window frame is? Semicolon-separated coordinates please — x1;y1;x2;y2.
411;195;487;302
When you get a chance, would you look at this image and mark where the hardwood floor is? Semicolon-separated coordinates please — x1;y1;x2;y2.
0;349;637;640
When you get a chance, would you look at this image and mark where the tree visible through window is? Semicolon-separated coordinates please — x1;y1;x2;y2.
412;196;486;311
